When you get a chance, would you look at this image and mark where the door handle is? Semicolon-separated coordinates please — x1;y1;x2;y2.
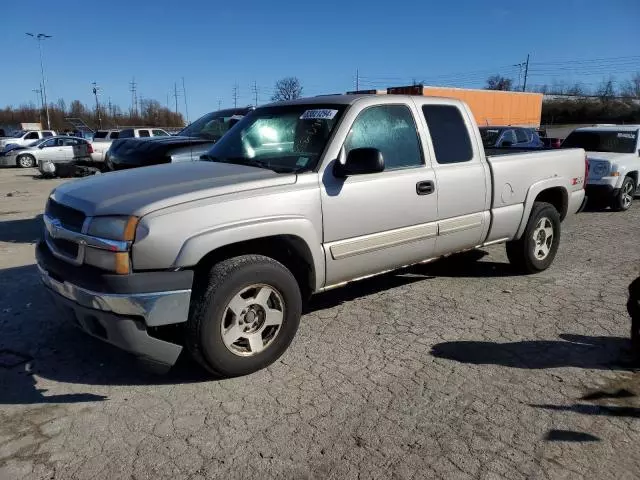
416;180;435;195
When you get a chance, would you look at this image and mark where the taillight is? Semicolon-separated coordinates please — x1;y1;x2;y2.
87;143;94;154
583;153;588;188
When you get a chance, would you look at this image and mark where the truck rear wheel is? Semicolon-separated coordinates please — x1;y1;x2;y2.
506;202;561;274
186;254;302;377
611;176;635;212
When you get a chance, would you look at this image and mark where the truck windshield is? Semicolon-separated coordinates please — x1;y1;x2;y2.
562;131;638;154
202;105;346;173
479;128;502;147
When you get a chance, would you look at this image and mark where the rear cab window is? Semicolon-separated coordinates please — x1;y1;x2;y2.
138;130;150;137
421;105;473;163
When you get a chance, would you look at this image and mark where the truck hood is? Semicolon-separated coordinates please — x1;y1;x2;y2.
51;161;296;217
586;151;633;164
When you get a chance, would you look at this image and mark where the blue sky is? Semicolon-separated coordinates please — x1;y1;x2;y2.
2;0;639;120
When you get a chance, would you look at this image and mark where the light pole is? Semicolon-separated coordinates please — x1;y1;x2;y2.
92;82;102;129
26;33;52;130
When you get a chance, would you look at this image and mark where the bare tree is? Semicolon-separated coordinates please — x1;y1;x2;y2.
596;77;616;102
485;75;513;91
621;72;640;98
567;82;587;96
271;77;303;101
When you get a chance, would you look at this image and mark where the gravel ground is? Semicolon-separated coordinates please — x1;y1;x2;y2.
0;167;639;480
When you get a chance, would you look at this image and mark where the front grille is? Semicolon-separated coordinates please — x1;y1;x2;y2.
50;237;79;257
46;199;86;232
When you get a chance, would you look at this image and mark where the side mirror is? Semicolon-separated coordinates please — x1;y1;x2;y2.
334;148;384;177
501;141;513;147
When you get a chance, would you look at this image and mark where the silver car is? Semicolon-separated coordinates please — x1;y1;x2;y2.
0;136;92;169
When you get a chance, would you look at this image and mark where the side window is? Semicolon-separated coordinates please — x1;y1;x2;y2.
421;105;473;163
152;129;168;136
63;138;79;146
25;132;39;140
138;130;150;137
345;105;422;170
515;128;529;144
42;131;53;137
109;131;120;139
41;138;56;148
119;129;133;138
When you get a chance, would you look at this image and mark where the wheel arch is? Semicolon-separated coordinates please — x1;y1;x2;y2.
515;179;569;239
174;219;324;297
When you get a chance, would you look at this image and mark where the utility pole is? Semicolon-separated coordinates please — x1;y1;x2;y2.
355;68;359;91
252;81;259;107
32;86;43;124
108;97;113;117
182;77;189;123
232;84;238;108
173;82;180;115
522;54;530;92
26;33;52;129
129;77;137;116
92;82;102;129
513;62;525;91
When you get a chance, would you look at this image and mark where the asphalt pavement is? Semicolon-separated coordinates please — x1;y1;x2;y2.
0;167;639;480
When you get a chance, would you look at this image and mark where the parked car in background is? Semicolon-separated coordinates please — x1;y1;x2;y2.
0;135;92;169
106;108;251;170
90;129;121;163
479;126;544;149
562;125;640;211
36;95;586;376
0;130;57;150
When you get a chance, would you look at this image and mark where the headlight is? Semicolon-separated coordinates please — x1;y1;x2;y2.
86;216;138;241
84;248;130;274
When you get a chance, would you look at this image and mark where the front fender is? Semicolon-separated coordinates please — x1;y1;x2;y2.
173;216;326;290
515;178;569;239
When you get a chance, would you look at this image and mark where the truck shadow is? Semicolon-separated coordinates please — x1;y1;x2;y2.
0;214;43;244
307;250;518;313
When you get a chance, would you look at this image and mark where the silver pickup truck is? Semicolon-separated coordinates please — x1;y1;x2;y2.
36;94;587;377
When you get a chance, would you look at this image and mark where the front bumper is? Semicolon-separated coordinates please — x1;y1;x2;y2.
0;155;17;166
585;184;618;198
37;242;193;366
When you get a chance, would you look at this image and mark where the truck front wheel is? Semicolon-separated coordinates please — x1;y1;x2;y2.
611;176;635;212
506;202;561;273
187;254;302;377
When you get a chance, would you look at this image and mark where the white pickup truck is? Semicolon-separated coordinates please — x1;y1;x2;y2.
0;129;57;150
562;125;640;211
90;129;121;163
37;94;587;377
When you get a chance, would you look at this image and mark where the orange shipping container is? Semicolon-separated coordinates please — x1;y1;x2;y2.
421;86;542;127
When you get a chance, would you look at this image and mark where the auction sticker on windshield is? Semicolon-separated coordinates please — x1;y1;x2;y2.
300;109;338;120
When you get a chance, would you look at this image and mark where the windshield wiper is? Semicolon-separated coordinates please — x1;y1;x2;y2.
200;155;274;171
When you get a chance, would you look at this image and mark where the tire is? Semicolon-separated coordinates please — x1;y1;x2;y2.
17;154;35;168
506;202;561;274
611;176;635;212
186;254;302;377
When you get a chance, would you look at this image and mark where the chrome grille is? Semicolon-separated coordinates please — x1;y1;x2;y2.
46;199;86;232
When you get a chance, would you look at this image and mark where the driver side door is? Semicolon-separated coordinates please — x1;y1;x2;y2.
321;103;438;286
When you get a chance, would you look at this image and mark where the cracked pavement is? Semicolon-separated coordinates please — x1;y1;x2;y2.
1;168;639;479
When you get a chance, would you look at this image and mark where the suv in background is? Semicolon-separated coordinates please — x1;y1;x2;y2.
117;128;170;139
479;126;544;149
